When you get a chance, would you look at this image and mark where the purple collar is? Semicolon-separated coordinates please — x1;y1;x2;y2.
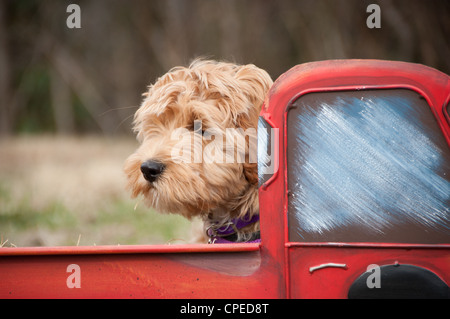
207;214;260;244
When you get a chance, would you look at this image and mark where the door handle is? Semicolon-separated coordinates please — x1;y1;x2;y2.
309;263;348;273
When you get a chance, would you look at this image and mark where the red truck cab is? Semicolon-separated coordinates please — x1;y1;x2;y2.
259;59;450;298
1;60;449;299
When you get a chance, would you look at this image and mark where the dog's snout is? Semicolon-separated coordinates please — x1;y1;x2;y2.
140;160;165;183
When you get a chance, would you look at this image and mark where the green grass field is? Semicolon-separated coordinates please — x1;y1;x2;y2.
0;136;195;247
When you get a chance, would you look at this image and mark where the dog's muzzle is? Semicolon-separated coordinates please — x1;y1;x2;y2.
140;160;165;183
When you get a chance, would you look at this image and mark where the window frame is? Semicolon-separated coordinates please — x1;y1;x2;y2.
285;88;450;244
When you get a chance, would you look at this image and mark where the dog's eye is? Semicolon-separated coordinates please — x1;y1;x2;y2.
187;125;204;135
188;120;205;135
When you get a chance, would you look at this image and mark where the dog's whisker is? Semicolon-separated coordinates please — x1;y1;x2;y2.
134;198;142;211
114;113;136;133
98;105;139;117
97;105;139;133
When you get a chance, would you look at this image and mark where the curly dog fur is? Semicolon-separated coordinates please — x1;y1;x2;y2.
124;59;272;243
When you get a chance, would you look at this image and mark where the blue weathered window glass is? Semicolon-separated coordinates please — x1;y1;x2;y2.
287;89;450;243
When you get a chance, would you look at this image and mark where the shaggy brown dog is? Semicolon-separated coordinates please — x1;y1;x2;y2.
124;59;272;243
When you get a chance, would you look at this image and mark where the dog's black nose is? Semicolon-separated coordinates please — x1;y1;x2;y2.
140;160;165;183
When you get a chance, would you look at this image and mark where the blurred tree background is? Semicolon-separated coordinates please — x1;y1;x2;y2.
0;0;449;246
0;0;448;136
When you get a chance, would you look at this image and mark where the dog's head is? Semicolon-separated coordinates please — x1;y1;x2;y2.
124;60;272;219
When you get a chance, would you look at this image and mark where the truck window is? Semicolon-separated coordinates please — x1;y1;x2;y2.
287;89;450;243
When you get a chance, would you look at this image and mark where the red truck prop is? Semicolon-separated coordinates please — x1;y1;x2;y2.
1;60;449;299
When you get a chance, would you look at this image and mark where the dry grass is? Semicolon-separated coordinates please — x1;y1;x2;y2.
0;135;195;247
